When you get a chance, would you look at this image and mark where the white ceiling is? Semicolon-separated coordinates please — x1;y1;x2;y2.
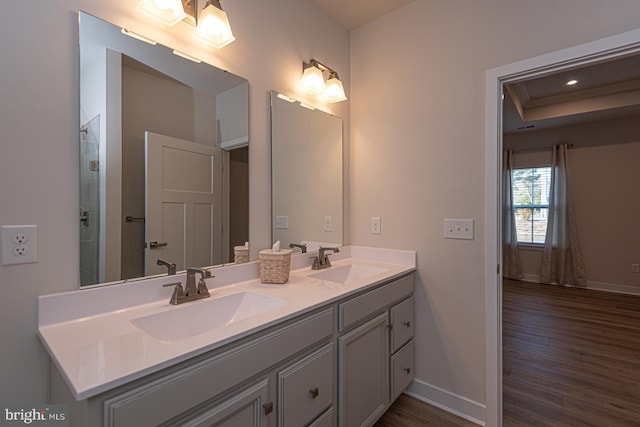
503;55;640;134
312;0;415;30
504;54;640;133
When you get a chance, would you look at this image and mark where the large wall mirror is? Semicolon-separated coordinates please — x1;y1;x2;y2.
270;91;343;251
80;12;249;287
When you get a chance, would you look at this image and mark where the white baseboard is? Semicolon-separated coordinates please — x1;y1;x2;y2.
517;275;640;296
584;280;640;296
405;379;485;426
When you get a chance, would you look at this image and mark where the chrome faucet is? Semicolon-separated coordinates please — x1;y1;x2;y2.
156;259;176;275
162;268;213;305
289;243;307;253
311;247;340;270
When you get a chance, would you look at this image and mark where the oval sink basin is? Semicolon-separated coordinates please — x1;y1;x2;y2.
309;264;389;285
131;291;287;342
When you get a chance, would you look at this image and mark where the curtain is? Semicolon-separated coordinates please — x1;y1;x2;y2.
503;150;522;279
540;144;587;285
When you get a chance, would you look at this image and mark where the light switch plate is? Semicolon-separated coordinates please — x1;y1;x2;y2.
275;216;288;229
444;219;474;240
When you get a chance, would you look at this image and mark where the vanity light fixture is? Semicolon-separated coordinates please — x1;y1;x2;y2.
299;59;347;102
121;28;158;45
299;61;326;95
136;0;187;26
192;0;236;48
323;73;347;102
136;0;235;49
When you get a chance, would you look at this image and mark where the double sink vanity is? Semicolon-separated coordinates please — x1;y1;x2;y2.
67;11;413;427
39;246;416;426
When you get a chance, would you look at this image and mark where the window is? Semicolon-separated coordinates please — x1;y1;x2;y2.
512;167;551;244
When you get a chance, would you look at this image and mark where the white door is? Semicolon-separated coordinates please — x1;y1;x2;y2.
144;132;222;276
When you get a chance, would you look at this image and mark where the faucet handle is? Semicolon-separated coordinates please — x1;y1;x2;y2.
162;282;184;305
187;267;212;279
197;277;210;295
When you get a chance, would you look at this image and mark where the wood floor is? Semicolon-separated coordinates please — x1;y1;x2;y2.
375;394;477;426
375;280;640;426
503;279;640;426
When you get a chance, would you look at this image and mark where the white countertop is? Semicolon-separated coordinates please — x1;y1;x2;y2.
38;246;415;400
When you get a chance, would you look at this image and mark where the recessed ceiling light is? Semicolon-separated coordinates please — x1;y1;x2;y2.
566;79;579;86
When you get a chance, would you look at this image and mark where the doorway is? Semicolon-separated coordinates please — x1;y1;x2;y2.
484;28;640;426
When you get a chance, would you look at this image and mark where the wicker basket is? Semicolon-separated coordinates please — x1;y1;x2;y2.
234;246;249;264
259;249;293;284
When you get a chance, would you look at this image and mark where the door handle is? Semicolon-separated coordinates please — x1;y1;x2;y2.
148;241;168;249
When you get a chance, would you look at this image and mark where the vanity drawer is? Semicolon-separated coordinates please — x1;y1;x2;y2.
104;308;333;427
390;296;414;353
278;343;334;427
338;274;413;331
308;407;334;427
390;340;415;401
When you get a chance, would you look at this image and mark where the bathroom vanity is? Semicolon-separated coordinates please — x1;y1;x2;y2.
39;246;415;426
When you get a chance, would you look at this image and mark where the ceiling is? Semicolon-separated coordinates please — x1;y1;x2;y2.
503;53;640;134
312;0;415;30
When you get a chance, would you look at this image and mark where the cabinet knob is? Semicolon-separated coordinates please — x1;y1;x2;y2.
404;367;411;374
263;401;273;415
386;324;394;330
309;387;319;399
403;321;411;327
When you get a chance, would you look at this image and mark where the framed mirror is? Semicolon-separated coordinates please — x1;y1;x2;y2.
79;12;249;287
270;91;343;251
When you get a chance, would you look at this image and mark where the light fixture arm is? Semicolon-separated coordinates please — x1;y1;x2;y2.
182;0;226;25
304;58;341;81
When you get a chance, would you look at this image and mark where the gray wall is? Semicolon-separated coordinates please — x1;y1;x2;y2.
350;0;640;415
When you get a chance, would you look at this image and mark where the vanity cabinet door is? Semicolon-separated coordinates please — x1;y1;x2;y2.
278;343;334;427
338;312;389;427
178;379;271;427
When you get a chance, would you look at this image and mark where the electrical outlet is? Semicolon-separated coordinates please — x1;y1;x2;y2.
1;225;37;265
632;264;640;273
370;217;381;234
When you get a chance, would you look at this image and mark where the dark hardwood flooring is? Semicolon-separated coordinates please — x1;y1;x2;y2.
375;280;640;426
375;394;477;426
503;280;640;426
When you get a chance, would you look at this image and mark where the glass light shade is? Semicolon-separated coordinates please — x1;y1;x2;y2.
299;65;325;95
194;3;236;49
137;0;186;26
323;76;347;102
